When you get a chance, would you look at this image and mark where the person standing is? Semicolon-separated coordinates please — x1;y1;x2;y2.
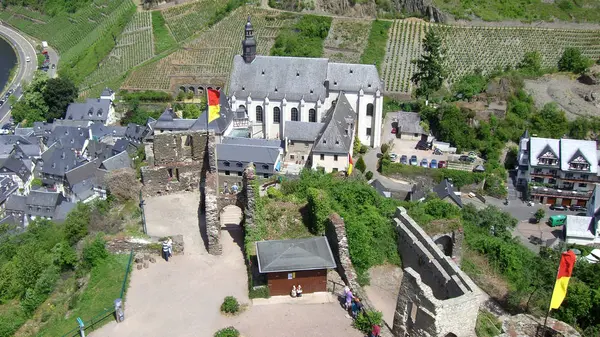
167;237;173;258
370;324;381;337
345;288;353;311
351;297;363;319
162;239;171;262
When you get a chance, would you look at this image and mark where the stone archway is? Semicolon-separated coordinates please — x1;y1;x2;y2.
444;333;457;337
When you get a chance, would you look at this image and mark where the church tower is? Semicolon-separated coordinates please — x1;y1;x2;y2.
242;15;256;63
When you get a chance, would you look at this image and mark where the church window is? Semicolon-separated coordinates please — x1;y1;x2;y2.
310;89;313;94
349;69;353;74
366;128;372;136
334;155;338;161
309;109;316;122
291;108;299;121
320;154;324;160
274;87;278;92
296;72;300;77
273;107;281;124
367;103;374;116
256;106;263;122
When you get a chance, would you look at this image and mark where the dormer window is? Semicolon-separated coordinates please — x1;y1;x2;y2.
335;140;340;145
97;108;103;116
568;150;590;171
323;139;326;144
88;108;93;117
236;162;243;167
274;87;278;92
224;161;230;167
349;69;353;74
334;81;337;86
296;72;300;77
368;84;371;88
242;86;245;91
262;164;269;170
261;70;265;75
310;89;313;94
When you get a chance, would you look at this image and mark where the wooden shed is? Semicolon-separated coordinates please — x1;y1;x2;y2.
256;237;337;296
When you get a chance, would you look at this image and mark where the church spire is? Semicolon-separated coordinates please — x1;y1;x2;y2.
242;15;256;63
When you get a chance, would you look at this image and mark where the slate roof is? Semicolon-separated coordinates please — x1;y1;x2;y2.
124;123;148;143
13;143;41;158
100;87;114;98
46;126;89;152
256;237;336;273
5;195;26;212
52;120;92;128
216;143;280;166
27;190;65;208
312;93;356;154
0;135;34;146
14;126;33;137
433;179;463;208
0;144;13;158
40;143;80;177
229;55;328;102
395;111;425;135
284;121;325;142
192;91;234;134
65;160;106;201
112;138;132;154
326;62;382;94
0;154;32;182
222;137;282;148
100;151;132;171
86;140;113;161
65;159;101;186
560;138;598;173
0;177;17;204
53;201;77;222
108;126;127;138
65;98;111;123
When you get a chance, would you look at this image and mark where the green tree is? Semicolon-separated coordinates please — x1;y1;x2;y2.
534;208;545;223
558;47;592;74
355;156;367;173
517;51;542;74
306;188;331;234
569;117;591;139
43;77;78;121
63;203;91;245
182;104;202;119
530;103;569;138
452;71;487;100
411;29;446;101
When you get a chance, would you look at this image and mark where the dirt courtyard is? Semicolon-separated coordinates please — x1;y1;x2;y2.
93;192;362;337
364;265;403;327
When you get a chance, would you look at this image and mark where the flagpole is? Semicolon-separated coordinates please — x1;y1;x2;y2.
538;249;572;337
206;89;210;137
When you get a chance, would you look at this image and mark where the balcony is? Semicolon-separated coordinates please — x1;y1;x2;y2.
529;186;592;200
530;171;558;178
559;175;597;183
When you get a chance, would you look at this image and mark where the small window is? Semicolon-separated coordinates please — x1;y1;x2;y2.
237;171;243;176
320;154;324;160
334;155;338;161
366;103;374;117
168;168;173;178
579;183;588;188
290;155;295;160
224;161;230;167
263;173;269;178
301;156;305;160
309;109;316;123
366;128;372;136
291;108;299;121
332;168;338;172
273;107;281;124
225;171;230;176
256;106;263;122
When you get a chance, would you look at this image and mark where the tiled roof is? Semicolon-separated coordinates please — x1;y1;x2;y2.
256;237;336;273
65;98;111;123
312;93;355;154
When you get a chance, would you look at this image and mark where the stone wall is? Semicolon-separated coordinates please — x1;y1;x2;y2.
392;207;483;337
326;213;393;337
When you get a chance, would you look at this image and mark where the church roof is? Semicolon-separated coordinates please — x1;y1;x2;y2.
312;93;356;154
327;62;382;94
229;55;328;102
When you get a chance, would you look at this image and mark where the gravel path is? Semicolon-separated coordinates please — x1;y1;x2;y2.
363;265;403;327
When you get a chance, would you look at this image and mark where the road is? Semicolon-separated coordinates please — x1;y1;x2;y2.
0;24;38;123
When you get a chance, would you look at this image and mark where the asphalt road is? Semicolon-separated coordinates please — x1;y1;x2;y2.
0;23;38;123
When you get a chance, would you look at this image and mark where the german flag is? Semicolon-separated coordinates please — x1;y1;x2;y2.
549;250;577;310
207;88;221;123
347;154;354;175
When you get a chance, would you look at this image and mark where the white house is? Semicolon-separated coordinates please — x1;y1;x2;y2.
227;16;383;148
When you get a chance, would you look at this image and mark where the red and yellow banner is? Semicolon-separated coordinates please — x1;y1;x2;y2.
348;154;354;175
549;250;577;310
207;89;221;123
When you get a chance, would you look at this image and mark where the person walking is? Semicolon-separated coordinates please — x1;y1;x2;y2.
370;324;381;337
351;297;363;319
167;237;173;258
162;239;171;262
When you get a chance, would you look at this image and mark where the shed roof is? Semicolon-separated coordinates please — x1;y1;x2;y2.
565;215;595;239
433;179;463;208
395;111;425;135
101;151;132;171
256;237;336;273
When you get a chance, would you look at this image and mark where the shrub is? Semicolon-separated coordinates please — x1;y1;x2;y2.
220;296;240;314
306;188;332;234
558;47;592;74
266;187;284;200
63;203;91;245
380;143;389;154
353;310;383;334
355;156;367;173
359;145;369;154
214;327;240;337
249;286;270;299
82;234;108;268
365;171;374;180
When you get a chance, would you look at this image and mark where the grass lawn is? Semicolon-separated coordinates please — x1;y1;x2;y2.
33;254;131;337
359;20;391;73
152;11;177;55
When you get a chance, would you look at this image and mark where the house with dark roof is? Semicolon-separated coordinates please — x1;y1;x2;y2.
256;237;336;296
216;137;282;178
310;93;356;173
65;98;114;125
393;111;427;140
5;190;74;226
433;179;463;208
284;121;324;167
39;142;83;187
516;134;599;206
45;126;90;154
228;16;383;148
0;153;34;193
65;160;107;202
0;177;18;211
100;87;115;102
85;140;114;162
100;151;132;171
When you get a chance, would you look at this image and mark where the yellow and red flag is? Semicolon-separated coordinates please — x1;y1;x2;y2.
207;89;221;123
347;154;354;175
549;250;577;310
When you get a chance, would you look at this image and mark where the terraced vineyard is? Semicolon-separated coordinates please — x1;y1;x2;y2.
123;7;298;91
82;12;155;90
323;18;372;63
161;0;224;43
0;0;135;58
382;19;600;93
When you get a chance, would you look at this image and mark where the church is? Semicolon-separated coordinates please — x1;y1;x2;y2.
227;16;384;150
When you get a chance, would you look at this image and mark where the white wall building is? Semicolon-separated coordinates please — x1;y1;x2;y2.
227;17;383;148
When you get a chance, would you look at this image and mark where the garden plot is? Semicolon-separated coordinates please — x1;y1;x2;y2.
123;7;298;91
382;19;600;94
323;18;372;63
161;0;223;42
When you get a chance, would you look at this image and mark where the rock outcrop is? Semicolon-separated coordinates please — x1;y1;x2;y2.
393;0;447;22
498;314;581;337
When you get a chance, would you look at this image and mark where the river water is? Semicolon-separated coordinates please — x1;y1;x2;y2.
0;36;17;92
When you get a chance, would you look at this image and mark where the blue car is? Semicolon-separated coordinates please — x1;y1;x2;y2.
400;155;408;165
420;158;428;168
430;159;438;168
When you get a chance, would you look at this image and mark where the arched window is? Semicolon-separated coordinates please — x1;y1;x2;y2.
238;105;246;112
366;103;374;116
273;107;281;124
291;108;299;121
309;109;316;122
256;106;263;122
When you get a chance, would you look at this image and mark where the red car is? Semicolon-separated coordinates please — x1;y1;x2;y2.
391;127;397;134
437;161;447;168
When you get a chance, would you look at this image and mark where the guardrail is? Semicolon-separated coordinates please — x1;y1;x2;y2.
61;249;134;337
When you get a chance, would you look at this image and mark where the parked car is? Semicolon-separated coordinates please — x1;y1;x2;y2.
430;159;438;168
7;89;13;95
0;129;10;135
389;153;398;161
0;100;4;106
570;205;587;212
400;155;408;165
51;64;55;69
416;141;430;150
550;204;567;211
459;155;476;163
438;161;447;168
548;215;567;227
25;56;30;62
420;158;428;168
1;123;11;130
409;155;418;166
